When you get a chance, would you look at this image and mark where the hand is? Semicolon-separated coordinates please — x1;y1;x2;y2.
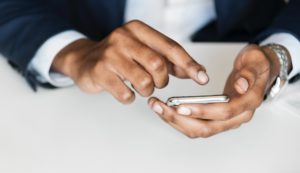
52;20;208;104
149;44;290;138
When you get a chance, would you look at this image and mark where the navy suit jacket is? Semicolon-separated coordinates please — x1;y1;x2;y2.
0;0;299;89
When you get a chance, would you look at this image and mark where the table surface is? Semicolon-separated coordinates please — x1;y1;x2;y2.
0;44;300;173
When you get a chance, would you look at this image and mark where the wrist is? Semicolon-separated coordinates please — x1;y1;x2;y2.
52;38;96;80
261;46;281;81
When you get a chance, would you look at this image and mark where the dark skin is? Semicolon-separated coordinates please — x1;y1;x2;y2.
52;20;292;138
148;44;292;138
53;20;208;104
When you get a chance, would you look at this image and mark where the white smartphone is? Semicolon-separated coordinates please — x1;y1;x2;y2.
167;95;230;107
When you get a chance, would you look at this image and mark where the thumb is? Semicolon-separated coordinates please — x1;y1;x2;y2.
234;77;249;94
234;67;257;94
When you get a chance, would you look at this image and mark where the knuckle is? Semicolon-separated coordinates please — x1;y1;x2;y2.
200;133;212;138
159;112;174;123
90;63;106;79
109;28;126;42
245;114;254;123
192;107;203;117
79;83;98;94
232;124;242;129
77;79;103;94
86;85;103;93
186;126;213;139
252;49;266;58
198;127;213;138
221;107;234;120
137;75;154;90
186;132;198;139
101;46;115;59
76;77;100;94
164;114;175;123
156;76;169;89
139;87;154;97
119;91;135;104
222;124;232;132
126;20;144;29
148;57;165;72
185;59;198;68
246;45;264;57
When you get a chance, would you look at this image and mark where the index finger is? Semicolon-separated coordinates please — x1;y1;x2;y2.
125;20;209;85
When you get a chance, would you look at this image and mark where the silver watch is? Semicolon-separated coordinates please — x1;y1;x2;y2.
262;43;290;99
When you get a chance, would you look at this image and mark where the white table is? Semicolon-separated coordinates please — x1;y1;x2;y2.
0;44;300;173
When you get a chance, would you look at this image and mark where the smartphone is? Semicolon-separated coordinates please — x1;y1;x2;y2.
167;95;230;107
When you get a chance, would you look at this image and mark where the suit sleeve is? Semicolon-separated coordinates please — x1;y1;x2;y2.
256;0;300;40
256;0;300;81
0;0;73;88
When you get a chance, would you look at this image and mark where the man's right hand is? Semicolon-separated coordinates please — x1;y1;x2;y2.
52;20;208;104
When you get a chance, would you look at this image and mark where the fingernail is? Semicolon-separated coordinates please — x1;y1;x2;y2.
177;107;192;116
237;78;249;93
148;98;155;107
197;71;209;84
152;103;163;114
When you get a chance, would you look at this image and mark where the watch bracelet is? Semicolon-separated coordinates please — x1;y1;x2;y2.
261;43;290;98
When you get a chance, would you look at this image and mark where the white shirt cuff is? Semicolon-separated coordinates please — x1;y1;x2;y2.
28;30;86;87
260;33;300;80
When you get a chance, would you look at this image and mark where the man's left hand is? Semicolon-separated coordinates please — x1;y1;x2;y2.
148;44;285;138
